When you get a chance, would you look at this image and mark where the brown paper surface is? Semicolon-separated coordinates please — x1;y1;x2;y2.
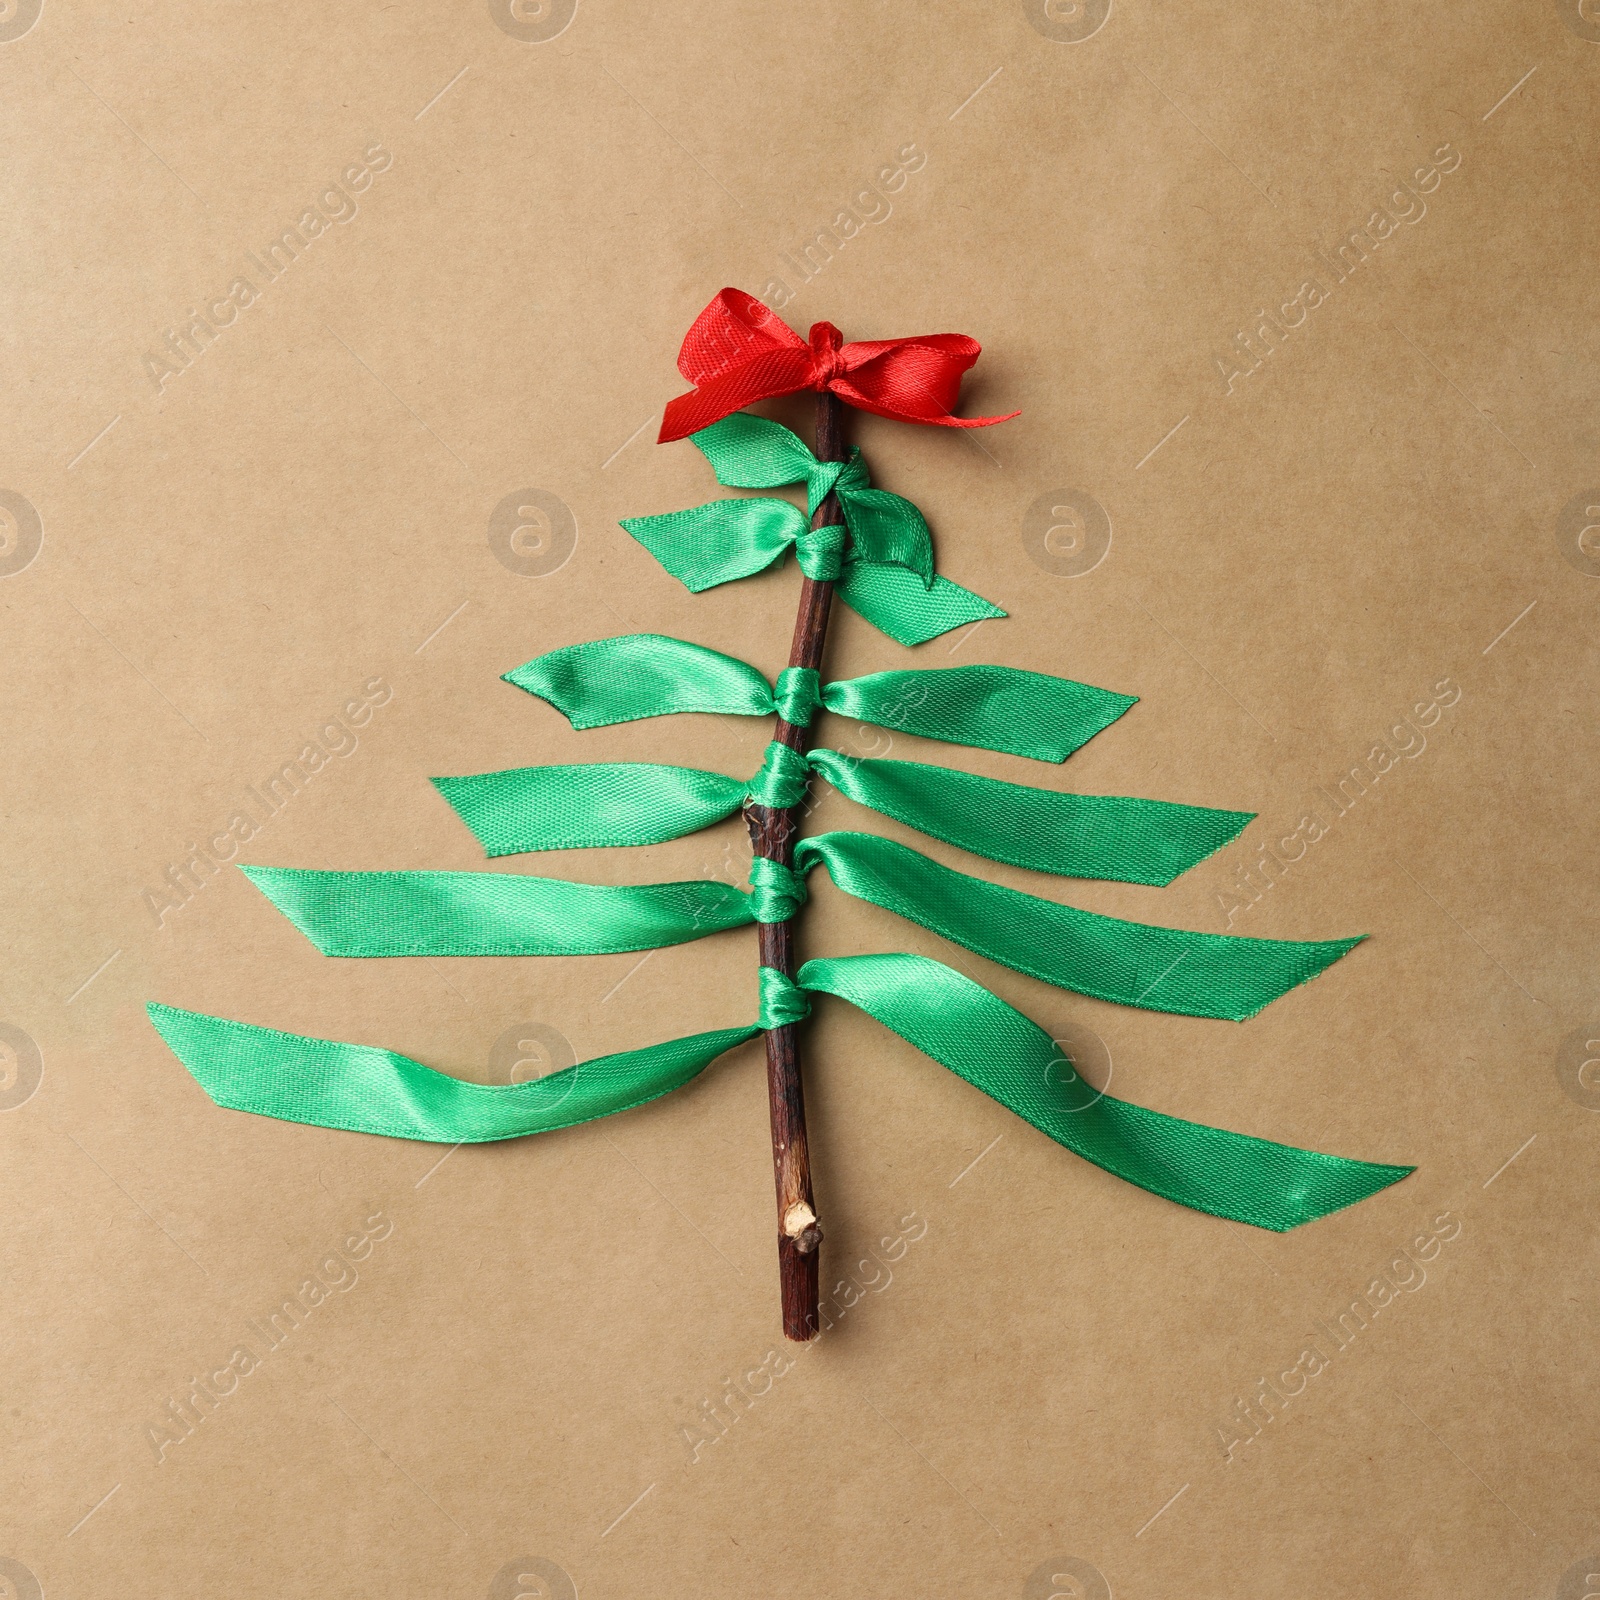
3;2;1597;1594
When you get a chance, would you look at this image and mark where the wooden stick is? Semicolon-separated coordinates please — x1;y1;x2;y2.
744;387;846;1341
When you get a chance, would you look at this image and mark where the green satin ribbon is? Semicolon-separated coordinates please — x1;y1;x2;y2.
835;562;1005;647
693;412;936;578
808;751;1250;884
434;744;1250;885
240;827;1356;1021
821;667;1134;763
148;952;1410;1229
432;761;746;854
745;741;810;808
148;1000;755;1143
505;633;1137;762
795;832;1361;1021
144;409;1411;1242
619;413;1005;646
791;957;1410;1230
239;864;755;957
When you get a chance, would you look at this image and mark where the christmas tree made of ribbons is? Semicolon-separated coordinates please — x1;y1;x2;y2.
148;289;1410;1338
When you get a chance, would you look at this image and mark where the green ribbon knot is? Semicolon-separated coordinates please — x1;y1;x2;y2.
234;822;1353;1021
433;739;1256;895
745;741;811;809
693;415;933;584
149;948;1411;1230
799;452;856;512
757;966;811;1028
794;522;847;581
747;857;807;923
618;412;1006;646
772;666;823;728
505;635;1137;763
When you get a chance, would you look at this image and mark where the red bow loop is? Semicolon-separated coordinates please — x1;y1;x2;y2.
657;288;1018;442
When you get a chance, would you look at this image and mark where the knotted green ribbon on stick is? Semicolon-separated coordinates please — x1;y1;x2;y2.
693;411;935;577
434;743;1252;884
148;951;1410;1229
242;826;1354;1021
620;413;1005;645
505;633;1138;763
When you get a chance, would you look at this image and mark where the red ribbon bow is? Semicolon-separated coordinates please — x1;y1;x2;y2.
657;287;1019;443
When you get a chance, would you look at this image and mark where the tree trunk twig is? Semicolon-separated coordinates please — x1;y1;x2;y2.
744;388;846;1340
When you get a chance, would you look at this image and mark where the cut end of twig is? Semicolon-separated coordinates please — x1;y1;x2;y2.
782;1201;821;1254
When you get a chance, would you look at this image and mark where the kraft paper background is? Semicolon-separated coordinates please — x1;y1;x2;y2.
3;2;1597;1596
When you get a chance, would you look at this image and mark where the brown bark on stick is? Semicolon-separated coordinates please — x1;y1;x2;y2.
744;388;847;1341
